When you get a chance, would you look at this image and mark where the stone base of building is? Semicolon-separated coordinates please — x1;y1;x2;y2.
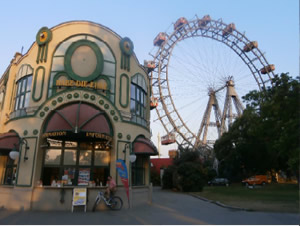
0;185;152;211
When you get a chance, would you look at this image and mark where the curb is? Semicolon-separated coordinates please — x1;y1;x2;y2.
190;194;251;211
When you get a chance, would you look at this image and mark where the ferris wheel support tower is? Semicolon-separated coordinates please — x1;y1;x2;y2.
196;77;244;147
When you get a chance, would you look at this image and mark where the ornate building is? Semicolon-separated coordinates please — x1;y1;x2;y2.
0;21;157;210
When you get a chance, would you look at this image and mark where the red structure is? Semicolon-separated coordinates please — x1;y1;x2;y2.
150;158;173;174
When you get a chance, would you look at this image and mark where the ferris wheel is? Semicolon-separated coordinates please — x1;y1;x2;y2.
147;15;275;150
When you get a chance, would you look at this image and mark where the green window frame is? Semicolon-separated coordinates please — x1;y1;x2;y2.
48;35;116;104
41;139;110;186
14;75;33;111
130;74;147;127
64;40;104;82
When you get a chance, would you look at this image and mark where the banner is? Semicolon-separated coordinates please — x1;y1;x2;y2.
116;159;129;202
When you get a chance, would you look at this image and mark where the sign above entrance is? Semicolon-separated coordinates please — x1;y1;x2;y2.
42;131;112;142
55;79;107;90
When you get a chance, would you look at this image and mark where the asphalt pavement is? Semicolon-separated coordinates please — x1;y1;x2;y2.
0;187;299;225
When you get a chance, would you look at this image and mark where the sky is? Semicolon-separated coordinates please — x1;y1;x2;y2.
0;0;299;157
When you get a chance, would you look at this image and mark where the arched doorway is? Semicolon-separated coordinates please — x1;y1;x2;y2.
40;102;113;186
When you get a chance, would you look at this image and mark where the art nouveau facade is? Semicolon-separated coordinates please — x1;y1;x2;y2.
0;21;157;210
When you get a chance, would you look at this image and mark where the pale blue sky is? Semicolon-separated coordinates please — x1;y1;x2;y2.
1;0;299;157
1;0;298;76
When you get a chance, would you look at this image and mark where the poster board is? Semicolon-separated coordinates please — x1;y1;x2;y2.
78;169;90;185
72;188;87;212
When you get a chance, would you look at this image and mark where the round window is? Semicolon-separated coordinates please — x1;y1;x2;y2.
64;40;103;81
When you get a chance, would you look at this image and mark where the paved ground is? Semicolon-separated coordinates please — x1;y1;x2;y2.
0;187;299;225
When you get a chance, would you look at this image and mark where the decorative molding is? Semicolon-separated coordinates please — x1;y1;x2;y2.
120;110;131;121
64;40;103;82
119;37;134;71
36;27;52;63
119;73;129;108
32;66;45;102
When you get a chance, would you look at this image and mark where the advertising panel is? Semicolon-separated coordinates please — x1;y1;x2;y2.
72;188;87;206
78;169;90;185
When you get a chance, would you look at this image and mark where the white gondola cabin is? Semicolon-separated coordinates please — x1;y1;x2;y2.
161;133;176;145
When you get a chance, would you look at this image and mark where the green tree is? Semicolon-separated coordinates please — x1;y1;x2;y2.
150;168;161;186
215;73;300;182
162;149;207;191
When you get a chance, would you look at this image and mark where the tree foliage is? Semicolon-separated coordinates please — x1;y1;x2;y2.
162;150;207;191
150;168;161;186
214;73;300;182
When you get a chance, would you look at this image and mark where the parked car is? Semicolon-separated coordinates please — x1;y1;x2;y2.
208;178;229;186
242;175;268;186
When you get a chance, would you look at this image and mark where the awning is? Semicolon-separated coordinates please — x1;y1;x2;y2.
133;137;158;156
44;102;112;138
0;132;20;151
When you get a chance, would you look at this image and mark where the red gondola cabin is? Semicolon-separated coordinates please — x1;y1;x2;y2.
153;32;167;46
174;17;188;30
161;133;176;145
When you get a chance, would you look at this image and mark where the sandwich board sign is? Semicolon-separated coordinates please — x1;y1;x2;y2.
72;188;87;212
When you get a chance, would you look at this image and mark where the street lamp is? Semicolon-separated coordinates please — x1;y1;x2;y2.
9;138;29;161
129;153;136;163
123;143;136;163
9;144;19;160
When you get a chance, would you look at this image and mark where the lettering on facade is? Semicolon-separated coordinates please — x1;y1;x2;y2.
42;131;112;141
85;132;112;141
42;131;67;138
55;80;106;90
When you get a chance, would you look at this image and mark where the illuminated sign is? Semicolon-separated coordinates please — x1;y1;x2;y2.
55;80;107;90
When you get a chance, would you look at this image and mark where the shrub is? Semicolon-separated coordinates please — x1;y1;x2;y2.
177;162;206;192
162;166;175;189
150;169;161;186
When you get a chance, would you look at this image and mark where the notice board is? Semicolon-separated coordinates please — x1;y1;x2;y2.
72;188;87;212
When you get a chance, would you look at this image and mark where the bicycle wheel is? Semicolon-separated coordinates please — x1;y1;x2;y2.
108;196;123;210
92;198;99;212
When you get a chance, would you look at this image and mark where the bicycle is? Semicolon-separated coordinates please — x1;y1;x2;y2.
92;191;123;211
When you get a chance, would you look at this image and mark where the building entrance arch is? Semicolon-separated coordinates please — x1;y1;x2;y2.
39;101;114;186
